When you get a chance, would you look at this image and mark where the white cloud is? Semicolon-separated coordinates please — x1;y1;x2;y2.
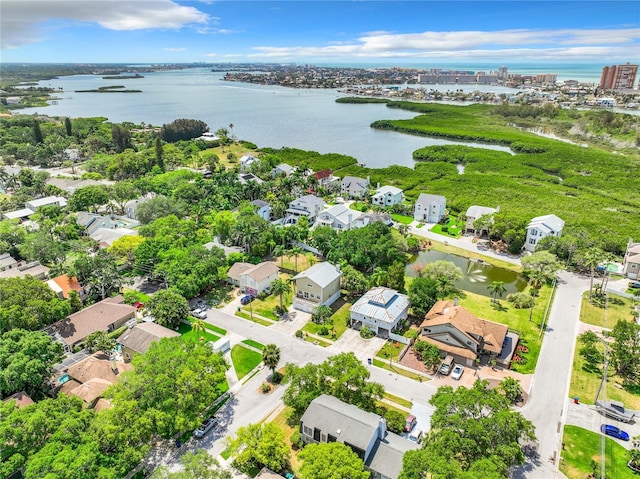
249;27;639;61
1;0;209;49
164;47;187;52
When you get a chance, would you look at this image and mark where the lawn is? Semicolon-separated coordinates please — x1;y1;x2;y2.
373;359;425;381
560;425;635;479
430;216;464;238
205;283;235;307
203;323;227;336
235;311;272;326
274;254;315;274
178;322;221;343
230;345;263;380
580;293;636;328
242;339;264;350
383;392;413;409
269;406;303;476
302;299;351;340
391;213;414;225
303;335;331;347
568;336;640;408
199;143;256;169
376;340;405;362
244;283;292;321
455;287;553;374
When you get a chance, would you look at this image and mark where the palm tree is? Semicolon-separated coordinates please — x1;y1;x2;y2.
370;267;388;288
578;247;607;302
262;343;281;380
192;318;206;341
270;278;292;313
487;281;507;303
273;245;286;268
290;246;303;273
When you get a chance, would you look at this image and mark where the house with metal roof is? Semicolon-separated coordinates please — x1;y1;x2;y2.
316;203;363;230
413;193;446;223
300;395;419;479
292;262;341;313
350;287;409;338
524;214;564;252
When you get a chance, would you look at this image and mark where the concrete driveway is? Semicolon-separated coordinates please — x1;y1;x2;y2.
566;401;639;451
327;328;386;361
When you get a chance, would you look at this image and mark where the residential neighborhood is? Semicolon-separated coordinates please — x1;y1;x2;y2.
1;114;638;479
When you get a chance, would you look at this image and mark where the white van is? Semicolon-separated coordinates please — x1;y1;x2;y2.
439;355;454;376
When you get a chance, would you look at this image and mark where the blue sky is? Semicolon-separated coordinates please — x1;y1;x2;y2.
1;1;639;64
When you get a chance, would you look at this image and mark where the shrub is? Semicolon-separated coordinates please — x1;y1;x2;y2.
261;383;271;393
295;329;304;338
319;326;329;336
360;326;375;339
507;292;534;309
290;429;304;450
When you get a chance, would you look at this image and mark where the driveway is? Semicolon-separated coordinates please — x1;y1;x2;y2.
327;328;386;361
566;401;639;451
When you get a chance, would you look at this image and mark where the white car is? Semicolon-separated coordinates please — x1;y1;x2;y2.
191;309;207;319
193;416;218;438
408;430;423;444
451;364;464;380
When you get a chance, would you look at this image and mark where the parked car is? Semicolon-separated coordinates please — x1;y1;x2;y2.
629;281;640;289
451;364;464;380
194;416;218;438
439;355;454;376
191;308;207;319
404;415;417;432
600;424;630;441
408;430;423;444
240;295;255;305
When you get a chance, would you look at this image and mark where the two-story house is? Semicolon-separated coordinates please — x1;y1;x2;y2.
117;322;180;363
239;155;259;172
350;287;409;338
341;176;370;199
291;262;341;313
413;193;446;223
419;299;518;367
464;205;498;234
251;199;271;221
371;185;404;207
623;239;640;279
316;204;363;231
271;163;293;178
284;195;325;225
524;214;564;253
227;261;280;296
300;395;420;479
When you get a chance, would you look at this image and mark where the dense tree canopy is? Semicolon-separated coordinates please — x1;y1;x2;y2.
407;276;439;318
0;329;64;398
227;423;290;475
283;352;384;423
0;276;71;332
146;289;190;330
299;442;370;479
151;450;232;479
160;119;209;143
400;380;535;479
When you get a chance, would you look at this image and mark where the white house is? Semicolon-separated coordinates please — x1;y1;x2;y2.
250;200;271;221
291;262;341;313
271;163;293;178
227;261;279;296
237;173;264;185
524;214;564;252
371;185;404;207
465;205;498;233
623;239;640;279
341;176;370;199
316;204;363;231
413;193;446;223
350;287;409;338
239;155;259;172
284;195;325;225
25;196;67;210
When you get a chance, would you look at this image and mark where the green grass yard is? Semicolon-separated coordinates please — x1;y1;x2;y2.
230;345;263;380
302;300;351;340
430;216;464;238
242;339;264;350
580;293;636;328
376;340;405;362
391;213;414;225
560;425;635;479
178;322;220;344
235;311;272;327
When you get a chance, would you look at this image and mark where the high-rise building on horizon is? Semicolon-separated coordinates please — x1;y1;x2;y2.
600;63;638;90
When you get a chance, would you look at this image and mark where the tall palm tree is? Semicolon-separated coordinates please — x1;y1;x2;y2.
270;278;292;313
487;281;507;303
579;247;606;302
370;267;388;288
192;318;206;341
290;246;303;273
262;343;281;379
273;245;286;268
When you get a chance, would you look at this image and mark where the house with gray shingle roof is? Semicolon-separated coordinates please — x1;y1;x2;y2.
300;395;419;479
227;261;279;296
414;193;446;223
117;322;180;362
292;262;341;313
350;287;409;338
341;176;370;199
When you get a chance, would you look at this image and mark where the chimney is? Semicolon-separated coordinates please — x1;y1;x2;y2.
378;417;387;438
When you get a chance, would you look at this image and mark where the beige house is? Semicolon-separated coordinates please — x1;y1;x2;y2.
419;300;518;367
51;295;137;352
227;261;279;296
292;262;341;313
464;205;498;234
117;322;180;363
623;239;640;279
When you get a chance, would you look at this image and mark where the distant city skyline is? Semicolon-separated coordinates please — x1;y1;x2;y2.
1;1;639;65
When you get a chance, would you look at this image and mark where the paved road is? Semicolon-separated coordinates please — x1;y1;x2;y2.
513;271;590;478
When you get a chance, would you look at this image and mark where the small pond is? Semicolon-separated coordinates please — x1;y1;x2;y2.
406;250;528;297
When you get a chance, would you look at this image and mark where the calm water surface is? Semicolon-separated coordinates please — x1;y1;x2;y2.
406;249;527;297
21;69;515;168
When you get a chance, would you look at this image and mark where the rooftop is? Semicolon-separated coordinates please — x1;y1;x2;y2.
292;262;341;288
